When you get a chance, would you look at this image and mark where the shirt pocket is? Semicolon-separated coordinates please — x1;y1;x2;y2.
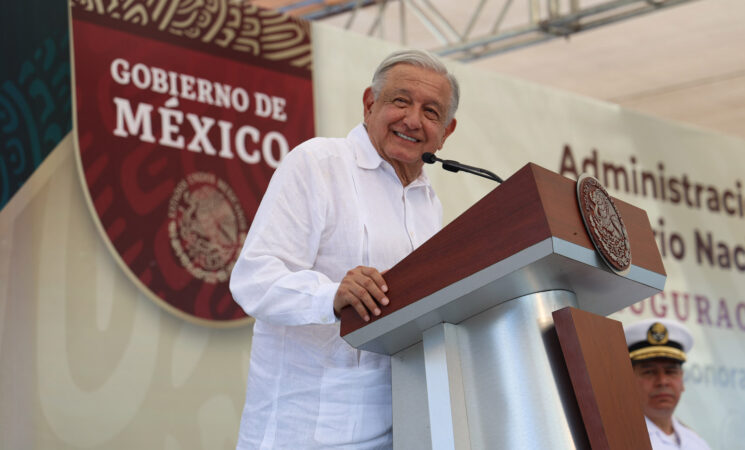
314;365;392;446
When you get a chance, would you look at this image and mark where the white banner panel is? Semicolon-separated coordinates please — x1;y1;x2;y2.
313;23;745;448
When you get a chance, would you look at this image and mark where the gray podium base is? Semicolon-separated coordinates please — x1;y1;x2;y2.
391;289;589;450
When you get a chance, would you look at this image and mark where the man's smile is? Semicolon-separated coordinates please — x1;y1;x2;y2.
393;131;420;143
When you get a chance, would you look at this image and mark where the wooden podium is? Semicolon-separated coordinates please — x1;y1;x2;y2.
340;163;664;449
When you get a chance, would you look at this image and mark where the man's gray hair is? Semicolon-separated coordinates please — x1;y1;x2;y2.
370;49;460;123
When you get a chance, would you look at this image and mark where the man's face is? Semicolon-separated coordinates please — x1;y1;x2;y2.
633;359;684;420
363;64;457;171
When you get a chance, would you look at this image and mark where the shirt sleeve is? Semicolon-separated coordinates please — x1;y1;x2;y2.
229;145;339;326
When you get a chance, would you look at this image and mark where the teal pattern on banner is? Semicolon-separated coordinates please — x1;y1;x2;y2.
0;1;72;209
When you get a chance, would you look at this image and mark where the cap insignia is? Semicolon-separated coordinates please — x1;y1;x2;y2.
647;322;669;345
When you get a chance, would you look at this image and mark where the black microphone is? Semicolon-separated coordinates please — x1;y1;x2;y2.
422;152;503;183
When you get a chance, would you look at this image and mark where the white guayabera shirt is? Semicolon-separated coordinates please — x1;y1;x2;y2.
230;124;442;449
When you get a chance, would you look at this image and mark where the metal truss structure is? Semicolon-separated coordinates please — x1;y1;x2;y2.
254;0;699;62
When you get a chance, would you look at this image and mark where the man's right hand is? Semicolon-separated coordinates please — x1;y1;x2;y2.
333;266;389;322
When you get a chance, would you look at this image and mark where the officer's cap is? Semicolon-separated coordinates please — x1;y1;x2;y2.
623;318;693;363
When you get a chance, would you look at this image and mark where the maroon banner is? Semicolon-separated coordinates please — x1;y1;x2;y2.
70;1;315;325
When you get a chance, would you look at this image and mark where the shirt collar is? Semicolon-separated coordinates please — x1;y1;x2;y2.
645;416;681;443
348;123;433;188
349;123;383;170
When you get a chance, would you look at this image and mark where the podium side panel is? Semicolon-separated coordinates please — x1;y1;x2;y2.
553;307;652;450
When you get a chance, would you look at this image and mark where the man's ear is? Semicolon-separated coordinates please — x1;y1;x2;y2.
438;118;457;149
362;87;375;123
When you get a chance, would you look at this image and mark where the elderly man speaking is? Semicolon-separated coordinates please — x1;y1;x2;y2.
230;50;458;448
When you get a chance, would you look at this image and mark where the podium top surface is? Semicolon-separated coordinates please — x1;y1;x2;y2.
340;163;665;354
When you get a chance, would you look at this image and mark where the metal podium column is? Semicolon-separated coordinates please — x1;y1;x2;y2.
392;289;589;449
422;322;471;449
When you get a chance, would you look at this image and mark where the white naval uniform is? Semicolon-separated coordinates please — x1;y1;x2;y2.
646;416;711;450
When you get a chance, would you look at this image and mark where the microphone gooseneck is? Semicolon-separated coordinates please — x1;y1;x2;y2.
421;152;503;183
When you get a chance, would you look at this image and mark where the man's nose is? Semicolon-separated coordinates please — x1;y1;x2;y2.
655;371;671;386
402;107;423;129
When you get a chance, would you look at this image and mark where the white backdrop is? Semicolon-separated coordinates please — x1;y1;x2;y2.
314;24;745;449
